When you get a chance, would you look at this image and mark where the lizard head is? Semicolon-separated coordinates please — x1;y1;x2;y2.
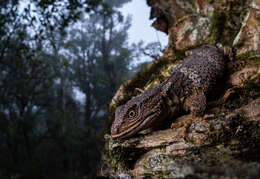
111;86;168;139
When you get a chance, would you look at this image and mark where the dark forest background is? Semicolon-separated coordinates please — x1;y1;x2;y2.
0;0;163;178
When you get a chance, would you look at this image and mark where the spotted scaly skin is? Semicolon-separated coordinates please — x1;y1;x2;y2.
111;45;228;139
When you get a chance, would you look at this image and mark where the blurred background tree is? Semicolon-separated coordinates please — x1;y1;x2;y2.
0;0;146;178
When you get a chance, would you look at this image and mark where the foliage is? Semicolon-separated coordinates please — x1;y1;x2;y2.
0;0;136;178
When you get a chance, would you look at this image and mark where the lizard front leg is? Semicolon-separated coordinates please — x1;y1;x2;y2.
184;90;206;117
185;91;212;131
171;91;211;138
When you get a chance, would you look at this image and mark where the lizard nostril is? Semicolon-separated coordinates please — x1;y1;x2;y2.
111;123;119;135
111;128;116;135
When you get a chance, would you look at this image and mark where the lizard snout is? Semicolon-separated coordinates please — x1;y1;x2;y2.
111;122;119;135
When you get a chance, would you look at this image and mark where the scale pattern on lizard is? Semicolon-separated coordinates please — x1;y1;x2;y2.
111;45;229;139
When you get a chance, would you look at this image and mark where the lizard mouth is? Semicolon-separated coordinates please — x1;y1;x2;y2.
111;111;157;139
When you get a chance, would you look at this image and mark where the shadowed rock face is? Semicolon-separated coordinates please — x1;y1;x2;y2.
101;0;260;178
233;5;260;55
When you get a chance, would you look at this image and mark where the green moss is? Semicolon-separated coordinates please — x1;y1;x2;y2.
155;172;168;178
243;75;260;99
143;172;154;177
107;139;148;173
209;9;227;44
217;69;260;114
177;14;197;24
236;51;260;63
188;136;196;144
209;1;244;46
236;51;257;60
174;49;186;60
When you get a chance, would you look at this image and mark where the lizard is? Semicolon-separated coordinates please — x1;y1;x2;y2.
111;45;233;139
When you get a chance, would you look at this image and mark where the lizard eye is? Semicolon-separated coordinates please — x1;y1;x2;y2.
128;110;135;118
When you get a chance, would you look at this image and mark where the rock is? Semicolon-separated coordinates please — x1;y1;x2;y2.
151;16;169;34
235;98;260;121
147;0;249;50
103;97;260;178
147;0;260;56
193;121;209;132
133;153;194;178
233;1;260;56
169;16;211;50
115;174;132;179
102;0;260;178
229;65;260;87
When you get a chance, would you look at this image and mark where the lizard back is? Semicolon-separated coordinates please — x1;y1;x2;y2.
163;45;225;100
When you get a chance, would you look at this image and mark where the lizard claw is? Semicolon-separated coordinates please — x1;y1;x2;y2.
171;114;213;140
171;118;192;139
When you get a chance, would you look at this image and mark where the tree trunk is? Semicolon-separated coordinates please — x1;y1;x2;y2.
84;82;92;124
